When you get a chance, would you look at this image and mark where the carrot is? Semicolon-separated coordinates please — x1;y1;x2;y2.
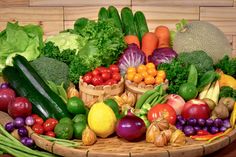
141;32;158;62
124;35;140;48
154;26;170;48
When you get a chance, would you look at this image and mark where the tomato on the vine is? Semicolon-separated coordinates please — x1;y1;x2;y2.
147;104;177;125
92;69;100;76
105;79;117;85
112;72;121;81
32;124;44;134
34;117;44;125
109;64;119;73
45;131;56;137
101;72;111;81
83;72;93;84
91;76;103;86
43;118;58;132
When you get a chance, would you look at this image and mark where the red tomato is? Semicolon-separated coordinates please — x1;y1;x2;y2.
83;72;93;84
31;114;39;120
92;69;100;76
32;124;44;134
109;64;119;73
34;117;44;125
45;131;56;137
91;76;103;86
112;72;121;81
105;79;117;85
43;118;58;132
147;104;177;125
96;67;107;73
101;72;111;81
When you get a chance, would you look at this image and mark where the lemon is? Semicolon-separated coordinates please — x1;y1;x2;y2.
88;102;117;138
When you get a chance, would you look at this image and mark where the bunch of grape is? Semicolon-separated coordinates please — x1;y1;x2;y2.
175;115;231;136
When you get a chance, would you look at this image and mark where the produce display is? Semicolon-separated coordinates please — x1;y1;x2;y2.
0;5;236;157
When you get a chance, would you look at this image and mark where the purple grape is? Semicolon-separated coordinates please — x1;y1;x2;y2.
187;118;197;126
0;82;9;89
194;126;201;132
18;127;28;137
14;117;25;128
197;118;206;127
220;126;227;132
214;118;223;128
206;119;214;126
176;123;183;131
179;119;186;125
209;126;219;134
223;119;231;128
183;126;196;136
202;126;208;131
177;115;184;122
5;122;14;133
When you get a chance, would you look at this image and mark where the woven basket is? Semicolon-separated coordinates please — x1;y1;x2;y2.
79;77;125;108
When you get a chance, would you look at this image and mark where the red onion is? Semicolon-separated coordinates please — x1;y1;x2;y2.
116;111;146;141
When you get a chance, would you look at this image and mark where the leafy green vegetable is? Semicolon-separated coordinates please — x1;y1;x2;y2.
47;81;68;103
158;59;189;94
30;56;70;88
0;22;43;74
177;50;214;77
214;55;236;78
219;86;236;100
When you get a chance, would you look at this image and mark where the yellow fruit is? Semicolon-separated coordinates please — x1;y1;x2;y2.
155;77;164;85
126;72;136;81
147;68;157;77
127;67;136;74
144;75;155;85
146;63;155;69
133;73;143;83
137;64;147;73
157;70;166;79
88;102;117;138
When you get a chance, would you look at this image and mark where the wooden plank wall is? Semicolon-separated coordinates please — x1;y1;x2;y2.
0;0;236;56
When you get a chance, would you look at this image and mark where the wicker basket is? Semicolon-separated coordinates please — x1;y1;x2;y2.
79;77;125;108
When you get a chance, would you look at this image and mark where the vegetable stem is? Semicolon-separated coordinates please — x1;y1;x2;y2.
0;144;35;157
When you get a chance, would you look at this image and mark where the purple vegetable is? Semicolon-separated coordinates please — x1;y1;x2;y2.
214;118;223;128
197;118;205;127
194;126;201;132
202;126;208;132
178;119;186;126
187;118;197;126
20;137;34;147
117;44;146;75
176;123;183;131
5;122;14;133
183;125;195;136
18;127;28;137
206;119;214;126
223;119;231;128
177;115;184;122
220;126;227;132
148;47;177;66
25;116;35;126
0;83;9;89
209;126;219;134
116;111;146;141
14;117;25;128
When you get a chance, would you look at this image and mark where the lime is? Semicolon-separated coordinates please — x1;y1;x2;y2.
54;123;73;140
73;121;86;139
104;98;121;119
67;97;86;115
59;117;73;125
178;83;198;101
72;114;87;124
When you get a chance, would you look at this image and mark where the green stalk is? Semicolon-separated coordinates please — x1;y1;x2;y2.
40;135;81;146
0;125;22;145
0;144;34;157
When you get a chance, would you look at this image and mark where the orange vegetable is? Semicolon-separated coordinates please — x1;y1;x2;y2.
141;32;158;62
124;35;140;48
155;26;170;48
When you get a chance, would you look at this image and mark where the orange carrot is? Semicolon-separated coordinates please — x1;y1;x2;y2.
124;35;140;48
141;32;158;62
155;26;170;48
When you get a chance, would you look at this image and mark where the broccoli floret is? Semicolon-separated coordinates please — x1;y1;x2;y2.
30;56;70;89
177;50;214;77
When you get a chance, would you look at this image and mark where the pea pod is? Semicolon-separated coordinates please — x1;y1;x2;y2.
198;71;217;92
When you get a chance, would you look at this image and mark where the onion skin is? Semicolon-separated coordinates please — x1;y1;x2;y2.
116;113;146;142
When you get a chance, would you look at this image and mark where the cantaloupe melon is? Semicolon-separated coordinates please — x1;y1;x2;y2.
173;21;232;62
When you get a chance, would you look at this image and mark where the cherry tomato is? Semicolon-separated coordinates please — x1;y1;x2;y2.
112;72;121;81
197;130;210;136
109;64;119;73
105;79;117;85
91;75;103;86
32;124;44;134
34;117;44;125
83;72;93;84
31;114;39;120
96;67;107;73
92;69;100;76
147;104;177;125
101;72;111;81
43;118;58;132
45;131;56;137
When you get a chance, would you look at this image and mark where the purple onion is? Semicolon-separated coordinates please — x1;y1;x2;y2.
5;122;14;133
18;127;28;137
214;118;223;128
25;116;35;126
209;126;219;134
206;119;214;127
20;137;34;147
0;83;9;89
197;118;206;127
187;118;197;126
223;119;231;128
13;117;25;128
183;125;195;136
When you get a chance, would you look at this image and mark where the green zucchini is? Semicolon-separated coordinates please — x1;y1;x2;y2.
2;66;53;120
12;55;72;120
108;6;123;32
134;11;149;41
121;7;137;35
98;7;109;21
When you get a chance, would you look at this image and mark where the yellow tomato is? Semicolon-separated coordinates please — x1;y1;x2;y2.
127;67;136;74
137;64;147;73
157;70;166;79
126;72;136;81
144;75;155;85
133;73;143;83
140;71;149;78
146;62;155;69
155;77;164;85
147;68;157;77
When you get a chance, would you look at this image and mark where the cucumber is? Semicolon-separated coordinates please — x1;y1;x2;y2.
121;7;137;35
98;7;109;21
108;6;123;32
134;11;149;41
187;64;198;86
2;66;52;120
12;55;72;120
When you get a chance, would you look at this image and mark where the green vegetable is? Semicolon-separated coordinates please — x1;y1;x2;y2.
67;97;86;115
104;98;121;119
219;86;236;100
177;50;214;77
73;121;86;139
54;123;73;140
187;64;198;86
134;11;149;42
108;6;123;31
198;71;217;92
98;7;109;21
59;117;73;125
31;56;70;89
121;7;137;35
214;55;236;78
13;55;72;120
0;22;43;74
47;81;68;103
135;89;156;109
158;59;189;94
178;83;198;101
72;114;87;124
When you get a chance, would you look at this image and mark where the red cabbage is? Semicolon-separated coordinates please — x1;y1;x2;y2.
148;48;177;66
117;44;146;75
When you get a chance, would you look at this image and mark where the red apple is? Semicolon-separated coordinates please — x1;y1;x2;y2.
181;99;210;119
166;94;185;115
0;88;16;112
8;97;32;118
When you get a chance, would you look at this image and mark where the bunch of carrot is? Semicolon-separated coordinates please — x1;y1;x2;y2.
124;26;170;62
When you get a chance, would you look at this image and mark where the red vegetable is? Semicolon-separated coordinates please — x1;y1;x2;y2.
109;64;120;73
8;97;32;118
101;72;111;81
197;130;210;136
43;118;58;132
112;72;121;82
0;88;16;112
92;69;100;76
91;75;103;86
34;116;44;125
32;124;44;134
147;104;177;125
83;72;93;84
105;79;117;85
45;131;56;137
